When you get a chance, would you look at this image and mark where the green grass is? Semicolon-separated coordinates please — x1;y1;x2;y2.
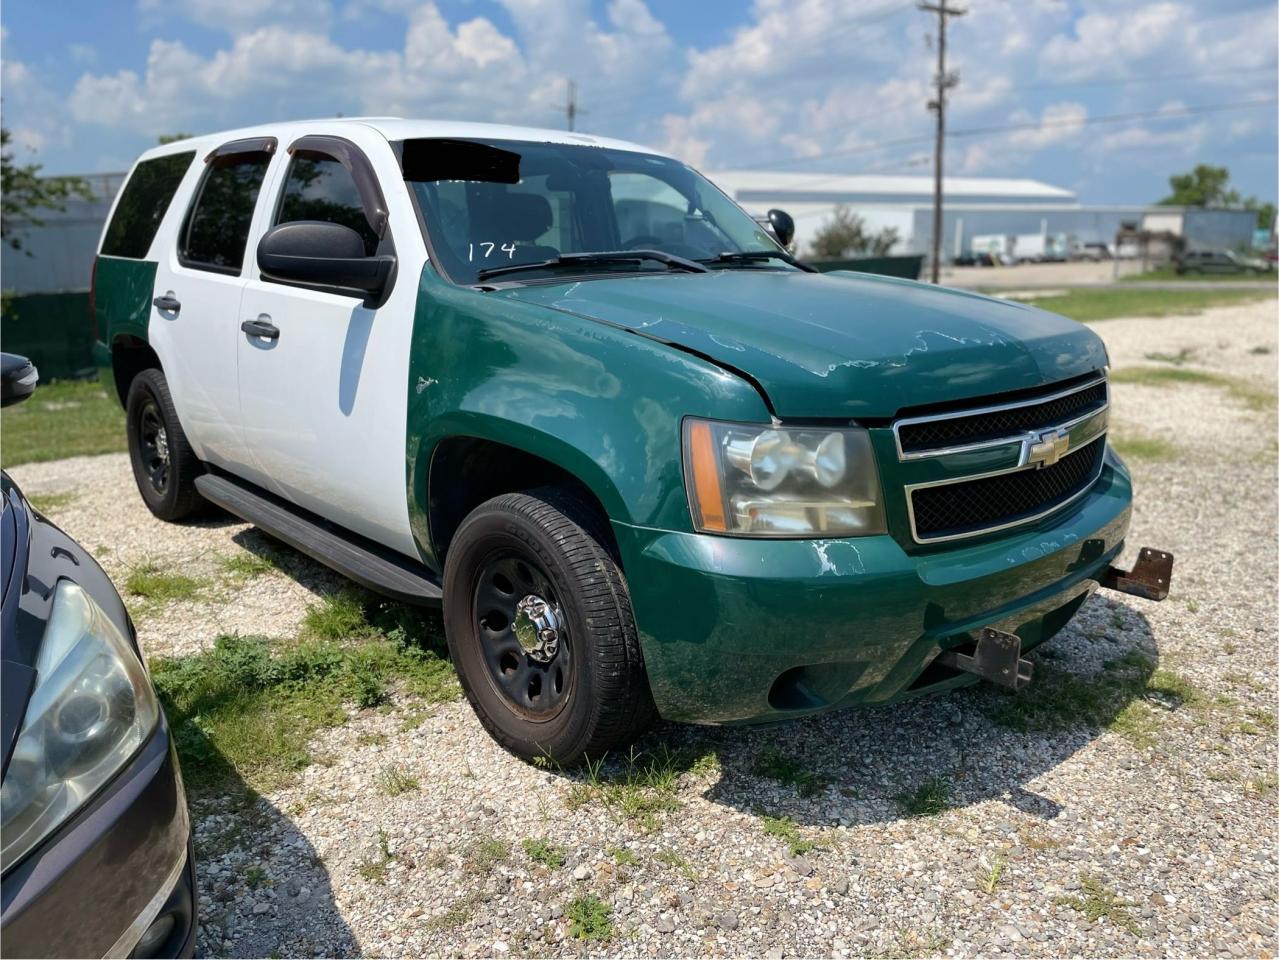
1055;875;1140;935
1110;365;1275;412
466;836;509;873
1110;433;1177;462
564;745;701;829
356;829;393;883
0;378;125;466
376;764;419;796
124;561;205;602
759;813;815;856
522;837;567;869
1004;287;1276;323
25;490;77;514
1121;265;1276;283
218;552;278;580
302;590;370;641
895;777;953;819
151;600;456;794
606;846;639;867
752;745;826;797
566;894;613;941
245;866;268;889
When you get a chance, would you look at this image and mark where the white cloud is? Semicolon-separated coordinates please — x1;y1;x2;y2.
139;0;335;34
1007;102;1089;148
1041;3;1192;78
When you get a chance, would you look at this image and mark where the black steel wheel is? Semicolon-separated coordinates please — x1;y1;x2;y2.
443;488;656;765
125;368;208;521
473;551;573;720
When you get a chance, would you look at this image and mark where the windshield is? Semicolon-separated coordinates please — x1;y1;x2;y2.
402;138;784;285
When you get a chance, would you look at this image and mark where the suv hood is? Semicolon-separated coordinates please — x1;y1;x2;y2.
501;270;1108;419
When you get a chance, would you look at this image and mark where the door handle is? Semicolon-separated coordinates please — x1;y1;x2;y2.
241;316;280;341
152;294;181;314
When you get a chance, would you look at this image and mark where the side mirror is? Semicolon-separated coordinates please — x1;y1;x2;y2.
1;353;38;408
257;221;396;302
767;208;795;248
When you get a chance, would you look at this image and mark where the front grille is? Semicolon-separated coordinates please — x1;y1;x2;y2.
898;379;1107;455
910;437;1105;541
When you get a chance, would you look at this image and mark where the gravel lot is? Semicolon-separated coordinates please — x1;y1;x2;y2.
9;299;1278;958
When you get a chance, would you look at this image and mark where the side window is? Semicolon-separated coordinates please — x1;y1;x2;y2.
180;152;272;273
101;152;195;259
275;153;380;256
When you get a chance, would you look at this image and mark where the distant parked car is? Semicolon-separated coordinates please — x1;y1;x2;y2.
1174;249;1273;274
953;252;997;267
1071;243;1112;262
0;354;196;958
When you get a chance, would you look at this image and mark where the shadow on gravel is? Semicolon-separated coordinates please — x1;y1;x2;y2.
627;594;1164;828
167;717;359;958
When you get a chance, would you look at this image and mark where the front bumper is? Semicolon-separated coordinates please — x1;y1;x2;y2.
615;450;1133;723
0;718;196;958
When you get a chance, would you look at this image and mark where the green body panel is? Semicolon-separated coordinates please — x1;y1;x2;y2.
94;256;157;348
404;265;771;570
502;270;1109;419
401;261;1132;724
616;451;1132;722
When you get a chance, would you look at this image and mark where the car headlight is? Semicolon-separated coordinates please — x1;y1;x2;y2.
1;581;159;871
682;418;887;537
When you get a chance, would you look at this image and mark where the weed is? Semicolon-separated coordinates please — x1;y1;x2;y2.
566;894;613;941
655;849;698;881
760;813;815;856
357;829;393;883
303;591;369;641
1249;344;1273;355
27;491;77;514
886;927;954;958
218;552;277;580
466;836;508;873
1245;708;1277;732
522;837;567;869
1110;366;1276;412
125;562;204;602
1143;347;1195;365
607;846;639;867
564;745;690;828
895;777;952;818
356;732;388;746
1055;875;1139;935
427;895;478;930
1007;287;1276;323
981;854;1007;894
397;709;433;732
1111;433;1177;462
245;866;268;889
377;764;419;797
1245;773;1278;796
752;746;826;797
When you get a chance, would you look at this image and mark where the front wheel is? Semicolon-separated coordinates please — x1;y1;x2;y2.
443;489;655;765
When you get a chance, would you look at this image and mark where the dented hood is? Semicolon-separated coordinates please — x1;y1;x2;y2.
500;270;1109;419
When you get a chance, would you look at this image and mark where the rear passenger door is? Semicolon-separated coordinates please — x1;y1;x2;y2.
236;132;422;558
150;138;276;472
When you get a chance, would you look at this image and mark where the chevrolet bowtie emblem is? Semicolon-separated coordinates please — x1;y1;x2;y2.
1027;428;1070;467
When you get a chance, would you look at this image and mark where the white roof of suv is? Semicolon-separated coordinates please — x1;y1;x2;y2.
137;117;664;163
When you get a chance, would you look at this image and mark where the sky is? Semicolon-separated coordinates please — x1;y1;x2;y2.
2;0;1276;204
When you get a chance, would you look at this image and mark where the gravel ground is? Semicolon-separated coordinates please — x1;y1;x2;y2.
8;299;1278;958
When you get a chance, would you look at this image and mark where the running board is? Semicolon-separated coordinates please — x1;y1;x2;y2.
194;473;442;606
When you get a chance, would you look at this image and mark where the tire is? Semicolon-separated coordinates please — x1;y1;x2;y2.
125;368;207;521
443;488;656;765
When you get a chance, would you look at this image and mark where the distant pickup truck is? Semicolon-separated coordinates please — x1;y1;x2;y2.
93;118;1172;764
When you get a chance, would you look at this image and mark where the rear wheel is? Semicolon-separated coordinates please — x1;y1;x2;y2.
125;368;207;521
443;489;655;765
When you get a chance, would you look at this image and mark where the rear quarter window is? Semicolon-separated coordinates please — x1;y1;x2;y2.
179;152;272;273
100;151;195;259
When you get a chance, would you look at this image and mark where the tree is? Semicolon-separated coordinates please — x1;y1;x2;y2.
1160;164;1274;230
1;127;92;252
157;133;195;145
807;205;901;259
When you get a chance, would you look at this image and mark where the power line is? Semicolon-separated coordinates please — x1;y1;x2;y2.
718;96;1279;172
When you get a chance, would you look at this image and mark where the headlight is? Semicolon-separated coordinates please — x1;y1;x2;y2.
1;581;158;870
683;418;887;537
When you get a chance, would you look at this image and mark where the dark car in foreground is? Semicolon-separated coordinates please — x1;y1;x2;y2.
1;354;196;958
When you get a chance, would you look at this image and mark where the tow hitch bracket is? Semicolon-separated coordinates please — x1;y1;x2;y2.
1101;547;1174;601
936;627;1034;692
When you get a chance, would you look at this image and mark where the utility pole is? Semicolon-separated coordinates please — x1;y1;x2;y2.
919;1;965;284
565;79;578;132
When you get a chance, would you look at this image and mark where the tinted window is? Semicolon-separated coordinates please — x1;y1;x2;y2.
101;152;195;259
180;152;271;272
276;154;379;256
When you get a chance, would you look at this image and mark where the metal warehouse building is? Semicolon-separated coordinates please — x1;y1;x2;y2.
707;170;1258;259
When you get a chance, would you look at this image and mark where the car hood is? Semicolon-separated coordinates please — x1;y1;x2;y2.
500;270;1108;418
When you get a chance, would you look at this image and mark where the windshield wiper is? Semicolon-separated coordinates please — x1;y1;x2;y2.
476;249;710;282
700;250;818;273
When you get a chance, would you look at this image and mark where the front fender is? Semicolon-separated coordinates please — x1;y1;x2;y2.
405;265;770;564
